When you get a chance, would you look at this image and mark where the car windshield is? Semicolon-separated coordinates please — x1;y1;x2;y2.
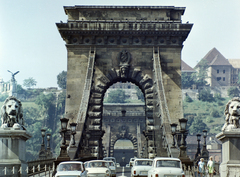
156;160;181;168
108;162;115;167
58;163;82;171
88;162;108;168
57;176;80;177
135;160;152;166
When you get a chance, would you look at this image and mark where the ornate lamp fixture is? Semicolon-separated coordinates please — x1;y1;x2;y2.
70;122;77;147
39;128;47;159
170;123;178;148
46;133;53;158
201;130;209;161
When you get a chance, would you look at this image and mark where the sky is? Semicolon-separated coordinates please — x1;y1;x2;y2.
0;0;240;88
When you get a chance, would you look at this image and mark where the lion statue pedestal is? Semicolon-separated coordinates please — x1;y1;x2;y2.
0;96;31;177
216;97;240;177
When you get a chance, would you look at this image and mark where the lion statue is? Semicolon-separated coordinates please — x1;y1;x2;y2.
1;96;24;128
222;97;240;131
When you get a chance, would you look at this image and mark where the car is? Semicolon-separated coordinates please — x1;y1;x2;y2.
116;163;120;167
106;161;116;177
148;157;185;177
85;160;111;177
55;161;87;177
129;158;135;167
126;164;130;168
131;159;153;177
103;157;116;164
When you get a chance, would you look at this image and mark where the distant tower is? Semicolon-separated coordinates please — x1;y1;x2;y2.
8;70;19;97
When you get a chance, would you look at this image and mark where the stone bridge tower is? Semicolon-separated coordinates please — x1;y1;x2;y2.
56;5;192;161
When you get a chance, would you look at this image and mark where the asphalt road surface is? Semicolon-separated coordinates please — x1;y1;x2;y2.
116;167;131;177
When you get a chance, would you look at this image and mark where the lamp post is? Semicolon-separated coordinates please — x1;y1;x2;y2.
194;134;201;165
39;128;47;159
170;123;177;148
53;118;70;176
201;130;209;161
176;118;192;167
70;122;77;147
46;133;52;158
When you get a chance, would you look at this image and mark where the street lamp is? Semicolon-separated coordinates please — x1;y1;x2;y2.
170;123;177;148
46;133;52;158
201;130;209;161
70;122;77;147
60;117;69;146
39;128;47;159
179;118;188;147
194;134;201;165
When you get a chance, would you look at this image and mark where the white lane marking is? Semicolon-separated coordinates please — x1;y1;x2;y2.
118;167;127;177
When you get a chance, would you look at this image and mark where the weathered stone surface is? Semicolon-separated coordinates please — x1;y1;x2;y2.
57;5;192;160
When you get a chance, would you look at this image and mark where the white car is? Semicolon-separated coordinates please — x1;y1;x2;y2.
85;160;111;177
148;157;185;177
106;161;116;177
55;161;87;177
129;158;135;167
131;159;153;177
103;157;116;164
116;163;120;167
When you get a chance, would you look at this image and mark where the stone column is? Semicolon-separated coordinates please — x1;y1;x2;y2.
0;127;31;177
216;130;240;177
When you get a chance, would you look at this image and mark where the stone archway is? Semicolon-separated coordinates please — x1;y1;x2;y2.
56;5;192;160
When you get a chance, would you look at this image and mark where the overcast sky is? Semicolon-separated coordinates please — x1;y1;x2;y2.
1;0;240;88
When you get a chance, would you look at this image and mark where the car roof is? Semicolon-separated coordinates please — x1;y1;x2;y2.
134;158;153;161
88;160;108;162
59;161;83;164
154;157;181;161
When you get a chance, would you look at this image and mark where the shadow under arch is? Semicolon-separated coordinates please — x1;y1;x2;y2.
76;66;155;160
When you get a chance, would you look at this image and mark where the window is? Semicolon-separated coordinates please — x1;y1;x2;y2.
223;77;225;81
217;77;221;81
217;69;219;73
223;70;225;73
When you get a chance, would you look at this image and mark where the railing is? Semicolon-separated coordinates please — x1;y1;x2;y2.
27;158;55;176
56;20;192;32
0;158;55;176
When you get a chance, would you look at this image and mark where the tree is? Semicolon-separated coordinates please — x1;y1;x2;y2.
198;88;214;102
35;93;56;128
105;89;129;103
136;87;144;102
227;86;239;98
184;95;193;102
57;71;67;89
189;116;209;134
181;73;196;89
194;59;209;87
23;77;37;89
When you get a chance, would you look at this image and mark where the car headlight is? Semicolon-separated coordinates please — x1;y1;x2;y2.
106;170;110;176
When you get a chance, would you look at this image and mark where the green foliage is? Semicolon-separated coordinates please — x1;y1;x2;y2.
210;109;220;117
181;73;196;89
57;90;66;117
136;87;144;102
227;86;239;98
0;94;8;102
194;59;209;87
57;71;67;89
189;116;209;134
206;116;214;123
104;89;129;103
184;95;193;102
23;77;37;88
17;84;26;94
198;88;214;102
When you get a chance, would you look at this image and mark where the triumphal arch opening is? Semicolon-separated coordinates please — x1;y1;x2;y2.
56;5;192;161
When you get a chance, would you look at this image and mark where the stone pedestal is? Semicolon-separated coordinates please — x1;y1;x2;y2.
0;128;31;177
216;130;240;177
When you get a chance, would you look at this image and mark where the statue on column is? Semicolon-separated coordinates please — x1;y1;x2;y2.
1;96;24;129
7;70;19;97
222;97;240;131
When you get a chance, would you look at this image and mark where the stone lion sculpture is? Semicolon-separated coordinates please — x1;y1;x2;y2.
222;97;240;131
1;96;24;128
